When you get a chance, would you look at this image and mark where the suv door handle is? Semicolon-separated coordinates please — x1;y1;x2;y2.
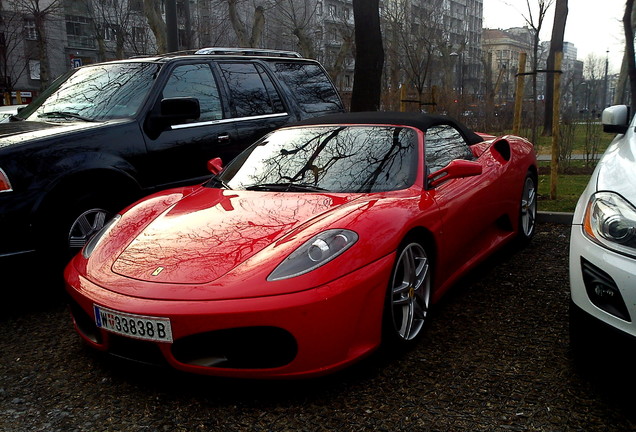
218;134;230;143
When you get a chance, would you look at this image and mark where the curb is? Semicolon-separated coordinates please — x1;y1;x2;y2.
537;211;573;225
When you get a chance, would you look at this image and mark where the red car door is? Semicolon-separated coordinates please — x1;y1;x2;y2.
423;125;505;294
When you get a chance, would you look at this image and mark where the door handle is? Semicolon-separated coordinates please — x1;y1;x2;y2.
218;134;230;144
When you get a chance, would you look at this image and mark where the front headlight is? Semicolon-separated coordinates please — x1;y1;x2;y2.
82;214;121;259
267;229;359;281
583;192;636;257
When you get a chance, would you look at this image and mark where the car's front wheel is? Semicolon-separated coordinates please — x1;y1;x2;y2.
39;188;127;267
384;240;431;344
518;171;537;243
67;207;112;250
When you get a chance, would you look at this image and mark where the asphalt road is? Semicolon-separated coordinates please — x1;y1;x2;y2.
1;222;635;431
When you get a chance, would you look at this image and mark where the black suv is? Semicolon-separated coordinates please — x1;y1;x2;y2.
0;48;344;266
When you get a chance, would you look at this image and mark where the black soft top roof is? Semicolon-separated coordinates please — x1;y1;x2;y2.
289;111;484;145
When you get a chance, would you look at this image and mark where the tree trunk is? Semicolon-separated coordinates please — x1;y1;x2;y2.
293;27;315;58
249;6;265;47
543;0;568;135
613;2;636;104
350;0;384;112
143;0;167;53
34;14;50;90
227;0;249;46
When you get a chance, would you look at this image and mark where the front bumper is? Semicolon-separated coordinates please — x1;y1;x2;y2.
64;253;395;379
0;191;37;259
569;224;636;338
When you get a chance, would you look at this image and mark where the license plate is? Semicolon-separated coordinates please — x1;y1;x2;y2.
93;305;173;343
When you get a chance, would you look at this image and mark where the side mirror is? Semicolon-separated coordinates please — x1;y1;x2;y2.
145;97;200;139
207;157;223;175
159;97;200;123
428;159;482;188
602;105;630;134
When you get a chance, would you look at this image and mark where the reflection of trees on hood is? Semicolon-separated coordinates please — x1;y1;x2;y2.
113;193;337;282
238;126;417;193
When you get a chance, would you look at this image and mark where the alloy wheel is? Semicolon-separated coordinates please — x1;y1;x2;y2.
521;175;537;237
68;208;110;249
390;243;431;341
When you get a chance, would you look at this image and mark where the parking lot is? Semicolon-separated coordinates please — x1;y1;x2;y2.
1;222;635;432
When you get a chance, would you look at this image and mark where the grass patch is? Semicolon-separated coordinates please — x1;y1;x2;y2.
485;123;611;213
537;173;590;213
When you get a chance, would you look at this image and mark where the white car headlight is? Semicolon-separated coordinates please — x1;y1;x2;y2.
82;214;121;259
268;229;358;281
583;192;636;257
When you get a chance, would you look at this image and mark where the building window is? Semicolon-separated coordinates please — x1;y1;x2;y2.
328;4;336;18
330;27;338;42
66;15;95;48
103;24;118;41
129;0;143;11
132;27;146;43
24;19;37;40
29;60;40;80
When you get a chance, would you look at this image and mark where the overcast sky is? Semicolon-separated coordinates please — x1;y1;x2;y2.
482;0;626;72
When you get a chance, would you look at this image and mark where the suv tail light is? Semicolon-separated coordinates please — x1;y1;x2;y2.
0;168;12;192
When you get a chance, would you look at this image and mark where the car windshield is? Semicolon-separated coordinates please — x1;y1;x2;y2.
19;62;159;122
214;125;419;193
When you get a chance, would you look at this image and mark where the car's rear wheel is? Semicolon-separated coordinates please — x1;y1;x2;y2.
384;240;431;344
518;171;537;242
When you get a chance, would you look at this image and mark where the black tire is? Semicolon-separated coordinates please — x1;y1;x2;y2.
383;240;432;346
517;171;537;244
39;189;127;267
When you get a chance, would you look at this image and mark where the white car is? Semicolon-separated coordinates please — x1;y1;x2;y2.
569;104;636;349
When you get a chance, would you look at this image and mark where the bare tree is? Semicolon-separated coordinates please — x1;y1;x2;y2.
225;0;283;47
543;0;568;135
384;0;467;113
193;1;235;48
521;0;554;144
270;0;319;58
143;0;166;53
350;0;383;111
0;1;30;98
78;0;139;60
584;53;606;113
381;0;405;109
624;0;636;111
10;0;63;89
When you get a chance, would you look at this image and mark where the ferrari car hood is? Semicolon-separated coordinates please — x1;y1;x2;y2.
596;136;636;205
111;187;359;285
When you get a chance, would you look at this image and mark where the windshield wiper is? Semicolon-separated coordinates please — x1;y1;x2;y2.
207;176;232;190
244;183;328;192
38;111;96;122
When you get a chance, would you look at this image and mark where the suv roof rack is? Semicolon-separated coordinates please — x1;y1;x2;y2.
194;47;303;58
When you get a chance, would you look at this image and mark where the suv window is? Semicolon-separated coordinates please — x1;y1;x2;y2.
162;63;222;122
218;62;285;117
425;125;475;173
274;63;341;113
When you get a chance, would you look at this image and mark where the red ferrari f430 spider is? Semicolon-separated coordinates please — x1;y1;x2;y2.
64;112;537;378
